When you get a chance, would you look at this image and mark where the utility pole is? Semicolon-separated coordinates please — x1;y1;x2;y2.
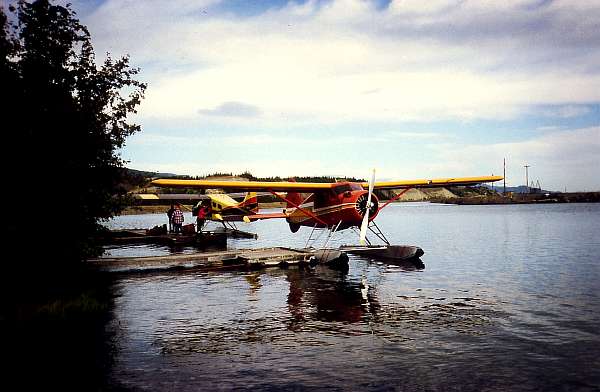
524;164;530;194
503;158;506;195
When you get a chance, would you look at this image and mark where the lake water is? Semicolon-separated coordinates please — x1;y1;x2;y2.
102;203;600;391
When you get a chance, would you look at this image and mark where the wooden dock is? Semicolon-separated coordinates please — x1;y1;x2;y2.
98;227;257;247
87;247;345;273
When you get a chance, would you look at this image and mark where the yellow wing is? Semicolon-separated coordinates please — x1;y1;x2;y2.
366;175;504;190
151;176;502;191
151;179;334;192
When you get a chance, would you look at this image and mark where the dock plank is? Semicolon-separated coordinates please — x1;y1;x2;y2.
88;247;312;272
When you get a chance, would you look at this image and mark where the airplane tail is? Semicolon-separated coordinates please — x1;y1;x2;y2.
239;192;259;213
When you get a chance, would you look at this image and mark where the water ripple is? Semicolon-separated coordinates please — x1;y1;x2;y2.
105;203;600;391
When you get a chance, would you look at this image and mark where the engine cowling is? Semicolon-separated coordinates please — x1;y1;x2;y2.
355;192;379;220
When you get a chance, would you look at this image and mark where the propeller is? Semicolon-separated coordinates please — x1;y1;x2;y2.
359;168;376;245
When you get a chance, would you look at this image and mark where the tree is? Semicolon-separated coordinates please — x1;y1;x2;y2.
1;1;146;266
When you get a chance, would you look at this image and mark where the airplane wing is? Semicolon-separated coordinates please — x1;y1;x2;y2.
151;176;503;191
151;179;335;192
367;175;503;190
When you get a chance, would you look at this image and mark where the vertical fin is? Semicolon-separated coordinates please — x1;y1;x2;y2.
239;192;258;213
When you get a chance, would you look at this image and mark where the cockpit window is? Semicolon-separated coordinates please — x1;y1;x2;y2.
333;184;351;194
333;183;362;194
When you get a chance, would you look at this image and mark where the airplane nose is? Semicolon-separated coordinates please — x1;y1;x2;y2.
355;193;379;218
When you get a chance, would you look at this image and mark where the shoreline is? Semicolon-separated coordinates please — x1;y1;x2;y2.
431;192;600;205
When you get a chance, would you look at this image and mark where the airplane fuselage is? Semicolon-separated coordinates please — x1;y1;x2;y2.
285;182;379;231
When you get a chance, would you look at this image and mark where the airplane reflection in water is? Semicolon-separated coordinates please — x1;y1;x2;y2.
244;259;421;326
242;257;426;323
285;265;381;327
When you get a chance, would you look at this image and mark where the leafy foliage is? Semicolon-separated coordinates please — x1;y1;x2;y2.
1;1;146;263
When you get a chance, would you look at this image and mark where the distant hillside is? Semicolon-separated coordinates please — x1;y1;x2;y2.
126;168;178;179
374;185;499;202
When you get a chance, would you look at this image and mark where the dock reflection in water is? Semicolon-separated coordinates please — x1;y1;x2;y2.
104;203;600;391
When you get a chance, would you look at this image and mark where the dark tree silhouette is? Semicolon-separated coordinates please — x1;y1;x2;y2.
1;1;146;265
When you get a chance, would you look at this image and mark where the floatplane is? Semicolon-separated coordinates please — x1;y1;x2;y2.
136;191;280;224
191;191;289;225
151;172;503;262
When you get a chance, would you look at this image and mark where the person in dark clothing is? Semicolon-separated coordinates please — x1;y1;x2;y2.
167;203;175;233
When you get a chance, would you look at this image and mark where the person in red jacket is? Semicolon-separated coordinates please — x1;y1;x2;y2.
196;204;209;232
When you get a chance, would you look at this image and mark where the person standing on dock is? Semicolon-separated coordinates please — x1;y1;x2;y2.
167;203;175;233
196;204;207;232
172;204;184;234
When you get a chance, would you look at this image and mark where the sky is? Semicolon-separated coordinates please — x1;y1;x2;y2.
7;0;600;191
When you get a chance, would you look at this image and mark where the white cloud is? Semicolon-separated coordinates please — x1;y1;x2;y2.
551;105;592;118
385;131;449;140
131;132;389;148
198;101;261;117
388;0;460;15
80;0;600;125
536;125;562;132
